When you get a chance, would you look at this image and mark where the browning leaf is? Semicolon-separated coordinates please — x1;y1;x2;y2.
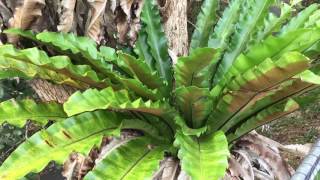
86;0;107;42
8;0;45;43
236;134;292;180
62;137;113;180
120;0;134;18
225;156;253;180
116;0;143;44
62;153;86;180
116;7;129;43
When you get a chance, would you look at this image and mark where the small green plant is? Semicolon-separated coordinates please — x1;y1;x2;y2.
0;0;320;179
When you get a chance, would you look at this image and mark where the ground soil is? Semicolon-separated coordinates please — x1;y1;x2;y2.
259;104;320;168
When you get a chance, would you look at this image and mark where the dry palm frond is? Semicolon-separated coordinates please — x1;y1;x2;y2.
86;0;107;42
8;0;45;43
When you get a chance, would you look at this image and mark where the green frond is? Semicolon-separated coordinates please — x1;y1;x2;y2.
190;0;219;50
294;86;320;107
281;4;320;33
0;99;66;127
0;55;83;88
4;29;122;79
0;45;108;89
121;119;168;142
0;69;30;80
208;0;243;50
119;53;169;97
119;78;163;101
140;0;172;90
215;0;275;82
84;137;165;180
135;27;155;70
3;28;36;41
174;131;229;180
2;1;320;179
227;98;299;142
175;48;217;88
249;2;294;46
0;111;122;180
304;9;320;28
208;51;310;132
174;116;208;137
221;70;320;134
212;28;320;99
63;87;173;117
176;86;212;128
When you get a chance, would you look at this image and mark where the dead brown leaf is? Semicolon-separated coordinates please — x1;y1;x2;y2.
8;0;45;43
86;0;107;42
116;0;143;44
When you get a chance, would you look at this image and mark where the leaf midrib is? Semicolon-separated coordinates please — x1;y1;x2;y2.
119;149;152;180
0;126;118;178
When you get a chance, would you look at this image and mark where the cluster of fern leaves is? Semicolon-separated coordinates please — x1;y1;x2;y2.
0;0;320;179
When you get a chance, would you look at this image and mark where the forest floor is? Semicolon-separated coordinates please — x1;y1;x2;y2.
259;103;320;168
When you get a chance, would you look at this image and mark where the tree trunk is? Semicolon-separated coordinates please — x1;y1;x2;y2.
160;0;189;56
29;79;76;103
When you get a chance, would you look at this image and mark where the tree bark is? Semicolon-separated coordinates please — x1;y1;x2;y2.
160;0;189;56
29;79;76;103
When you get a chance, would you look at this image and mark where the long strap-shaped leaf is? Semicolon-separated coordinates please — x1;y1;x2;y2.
119;78;163;101
208;52;310;131
84;137;165;180
176;86;212;129
208;0;244;86
63;87;172;117
0;45;107;89
212;28;320;97
4;29;120;78
122;119;169;142
216;0;274;81
4;29;95;55
174;131;229;180
190;0;219;50
0;99;66;127
227;98;299;142
140;0;172;90
119;53;164;90
208;0;243;49
280;4;319;34
294;86;320;108
249;2;293;47
119;53;168;97
1;35;163;97
0;56;83;88
175;48;217;88
0;111;122;180
135;26;155;70
221;70;320;133
304;9;320;28
0;69;30;80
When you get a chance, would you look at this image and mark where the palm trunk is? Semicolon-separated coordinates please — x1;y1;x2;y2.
161;0;188;56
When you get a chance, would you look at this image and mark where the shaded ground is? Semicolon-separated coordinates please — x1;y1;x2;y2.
259;103;320;168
